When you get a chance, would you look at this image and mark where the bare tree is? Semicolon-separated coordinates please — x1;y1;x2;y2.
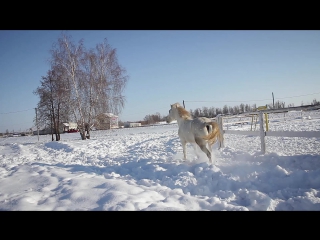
82;40;128;120
274;100;285;109
50;33;87;139
33;65;69;141
311;98;320;105
34;82;51;134
266;103;273;109
222;105;229;115
208;107;216;118
287;103;295;107
194;108;201;117
48;33;128;140
216;107;222;115
94;39;128;116
233;105;240;115
228;106;234;115
239;103;245;113
202;106;209;117
144;113;161;124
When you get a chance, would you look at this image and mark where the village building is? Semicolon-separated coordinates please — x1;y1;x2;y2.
62;122;78;133
124;122;141;128
95;113;119;130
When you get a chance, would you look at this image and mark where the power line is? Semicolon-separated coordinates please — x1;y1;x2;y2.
0;122;34;128
0;108;34;115
185;99;271;103
184;92;320;104
276;92;320;99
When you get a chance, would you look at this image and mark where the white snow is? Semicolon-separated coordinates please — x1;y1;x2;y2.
0;111;320;211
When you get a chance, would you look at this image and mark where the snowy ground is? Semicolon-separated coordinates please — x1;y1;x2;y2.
1;111;320;210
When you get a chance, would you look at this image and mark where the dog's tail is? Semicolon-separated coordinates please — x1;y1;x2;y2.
202;122;223;149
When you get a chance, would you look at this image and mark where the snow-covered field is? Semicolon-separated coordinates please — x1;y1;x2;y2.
1;110;320;210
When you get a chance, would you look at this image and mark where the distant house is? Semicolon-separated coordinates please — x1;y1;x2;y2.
95;113;119;130
31;122;78;135
124;122;141;128
33;128;51;135
62;122;78;133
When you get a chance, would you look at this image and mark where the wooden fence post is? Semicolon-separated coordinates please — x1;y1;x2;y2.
217;115;224;148
259;111;266;154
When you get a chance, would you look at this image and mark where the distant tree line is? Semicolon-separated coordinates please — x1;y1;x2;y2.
141;98;320;121
188;99;320;118
33;32;128;141
130;113;167;126
143;112;167;125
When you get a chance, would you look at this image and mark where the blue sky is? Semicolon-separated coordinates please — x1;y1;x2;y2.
1;30;320;133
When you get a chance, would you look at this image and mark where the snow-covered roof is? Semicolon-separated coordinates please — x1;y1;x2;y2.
62;122;78;127
100;113;118;118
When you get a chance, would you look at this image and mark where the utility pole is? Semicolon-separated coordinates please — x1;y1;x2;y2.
183;100;185;109
272;92;274;109
35;108;39;141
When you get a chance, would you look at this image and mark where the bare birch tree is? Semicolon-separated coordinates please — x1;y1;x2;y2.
90;39;127;116
50;34;89;139
46;33;128;140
